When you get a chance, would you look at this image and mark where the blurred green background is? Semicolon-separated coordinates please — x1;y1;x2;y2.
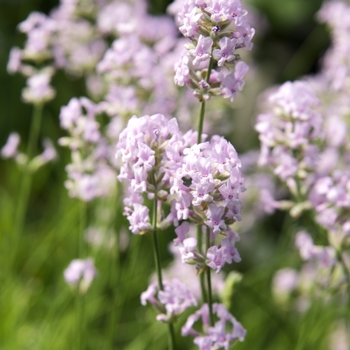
0;0;342;349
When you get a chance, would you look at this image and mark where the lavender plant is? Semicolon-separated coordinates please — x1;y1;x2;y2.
255;0;350;317
7;0;349;349
113;0;255;348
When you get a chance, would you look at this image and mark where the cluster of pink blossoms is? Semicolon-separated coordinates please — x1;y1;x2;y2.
317;0;350;91
256;81;323;191
256;79;350;297
59;97;117;201
309;170;350;244
116;113;198;233
116;113;244;273
173;0;254;101
97;34;177;119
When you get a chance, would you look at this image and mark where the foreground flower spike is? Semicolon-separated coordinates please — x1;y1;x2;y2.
116;113;198;234
117;113;244;272
64;258;97;293
174;0;254;102
59;97;116;202
169;136;244;273
182;303;246;349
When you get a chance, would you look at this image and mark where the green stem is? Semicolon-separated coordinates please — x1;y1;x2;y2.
197;56;214;144
14;104;43;236
195;55;216;323
150;180;176;348
168;323;175;350
108;182;121;350
197;101;206;144
151;195;163;291
9;105;43;274
76;291;85;350
197;225;208;304
27;105;43;164
78;200;87;350
78;200;87;258
206;228;214;326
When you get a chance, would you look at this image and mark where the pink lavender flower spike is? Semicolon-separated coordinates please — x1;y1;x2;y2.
116;113;197;234
18;11;56;62
256;81;323;188
64;258;97;293
59;96;116;202
169;136;245;232
174;0;254;102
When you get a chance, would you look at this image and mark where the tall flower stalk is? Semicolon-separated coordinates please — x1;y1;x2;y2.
256;79;350;312
116;114;195;347
173;0;254;333
14;104;43;238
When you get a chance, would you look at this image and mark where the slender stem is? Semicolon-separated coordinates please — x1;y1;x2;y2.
196;223;203;255
206;227;214;326
14;104;43;236
200;271;207;304
197;101;206;144
151;195;163;291
108;182;121;349
168;323;175;350
150;178;176;348
197;225;208;303
206;56;214;83
196;57;214;144
78;200;87;258
10;105;43;274
77;200;87;350
206;269;214;325
114;180;121;267
196;54;215;308
27;105;43;163
77;292;85;350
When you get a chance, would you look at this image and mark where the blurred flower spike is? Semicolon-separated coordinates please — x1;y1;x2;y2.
174;0;254;102
64;258;97;294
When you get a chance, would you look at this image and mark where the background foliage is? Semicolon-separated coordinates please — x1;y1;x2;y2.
0;0;341;349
